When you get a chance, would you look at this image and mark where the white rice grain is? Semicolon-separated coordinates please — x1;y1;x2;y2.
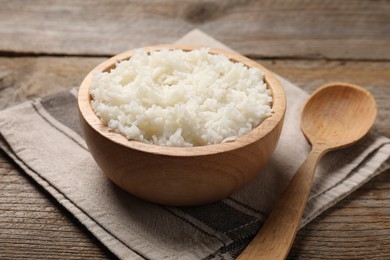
90;48;273;147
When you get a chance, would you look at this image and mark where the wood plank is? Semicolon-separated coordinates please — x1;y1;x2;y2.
0;0;389;60
289;169;390;260
262;59;390;137
0;57;104;109
0;156;114;260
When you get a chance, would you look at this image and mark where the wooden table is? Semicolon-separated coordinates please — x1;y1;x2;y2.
1;1;389;259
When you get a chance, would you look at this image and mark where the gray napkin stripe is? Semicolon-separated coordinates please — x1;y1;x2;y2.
162;207;229;245
32;101;87;152
179;202;261;240
225;197;267;217
41;91;85;138
33;90;267;258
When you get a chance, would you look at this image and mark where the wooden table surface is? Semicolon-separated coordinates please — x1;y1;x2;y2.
1;1;389;259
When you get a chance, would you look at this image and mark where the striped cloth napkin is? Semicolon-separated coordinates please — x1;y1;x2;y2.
1;30;389;259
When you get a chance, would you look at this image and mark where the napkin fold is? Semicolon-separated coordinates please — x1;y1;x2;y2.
1;30;389;259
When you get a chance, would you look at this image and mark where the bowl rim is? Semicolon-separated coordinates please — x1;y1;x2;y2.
78;44;286;157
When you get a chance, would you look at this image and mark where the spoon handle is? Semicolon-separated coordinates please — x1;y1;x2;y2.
237;146;326;260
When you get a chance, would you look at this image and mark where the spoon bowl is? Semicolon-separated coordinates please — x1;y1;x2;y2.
238;82;377;259
302;83;377;150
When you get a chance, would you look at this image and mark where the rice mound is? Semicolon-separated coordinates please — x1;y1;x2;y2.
90;48;273;147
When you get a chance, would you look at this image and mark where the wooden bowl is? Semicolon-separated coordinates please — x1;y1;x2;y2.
78;45;286;206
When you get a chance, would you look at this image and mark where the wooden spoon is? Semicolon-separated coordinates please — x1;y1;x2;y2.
238;82;377;260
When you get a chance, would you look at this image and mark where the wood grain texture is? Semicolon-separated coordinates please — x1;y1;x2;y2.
0;56;389;258
290;168;390;260
0;0;389;60
0;57;105;110
0;155;115;260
